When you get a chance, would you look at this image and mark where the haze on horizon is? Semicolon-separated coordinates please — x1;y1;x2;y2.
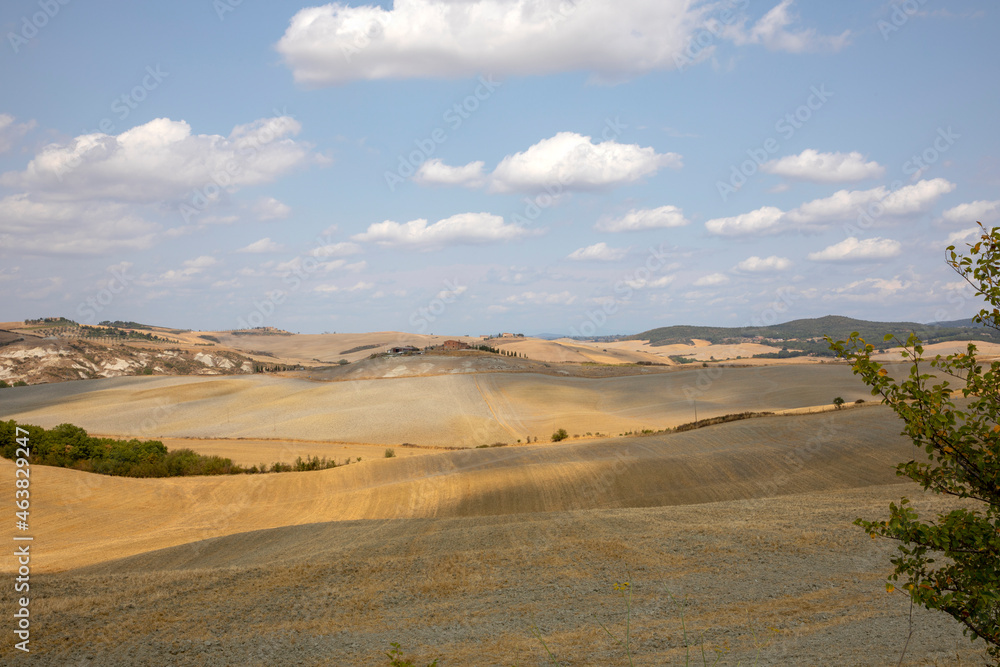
1;0;998;335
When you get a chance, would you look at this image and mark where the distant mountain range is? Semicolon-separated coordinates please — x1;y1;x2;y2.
629;315;998;351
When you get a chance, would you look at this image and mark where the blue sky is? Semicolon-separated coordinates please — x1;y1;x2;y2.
1;0;998;335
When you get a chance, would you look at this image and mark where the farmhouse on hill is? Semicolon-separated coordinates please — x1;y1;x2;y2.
443;340;469;351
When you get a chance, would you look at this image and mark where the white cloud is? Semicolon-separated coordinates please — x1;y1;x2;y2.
0;114;35;154
707;179;955;236
503;291;577;306
277;1;710;85
436;285;467;300
352;212;534;248
0;116;316;204
694;272;729;286
941;200;1000;225
828;277;910;302
762;150;884;183
787;178;955;227
238;237;284;253
159;255;218;283
624;275;674;289
489;132;681;193
0;194;157;256
595;205;689;232
567;242;628;262
277;1;847;85
705;206;784;236
945;227;980;245
314;281;374;293
807;236;902;262
734;255;792;272
413;159;487;188
722;0;850;53
254;197;291;221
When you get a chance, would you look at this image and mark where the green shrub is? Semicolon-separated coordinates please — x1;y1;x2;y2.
385;643;438;667
13;380;27;387
0;380;9;388
384;448;396;458
551;428;568;442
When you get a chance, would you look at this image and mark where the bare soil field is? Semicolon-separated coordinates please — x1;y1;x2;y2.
0;363;877;446
1;482;980;664
156;437;442;466
0;407;921;572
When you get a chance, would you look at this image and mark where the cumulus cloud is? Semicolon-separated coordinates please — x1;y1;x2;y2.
828;277;910;302
0;114;35;154
277;1;706;85
0;116;316;203
237;237;284;253
276;1;847;85
254;197;291;220
159;255;219;282
734;255;792;272
489;132;681;193
941;200;1000;225
314;281;374;293
352;212;534;248
706;179;955;236
786;178;955;227
0;194;157;256
595;205;689;232
705;206;784;236
762;149;884;183
567;242;628;262
0;116;320;255
623;275;674;289
721;0;850;53
694;272;730;286
413;159;487;188
807;236;902;262
945;227;980;245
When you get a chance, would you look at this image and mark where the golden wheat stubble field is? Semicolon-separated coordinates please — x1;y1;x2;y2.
0;358;984;664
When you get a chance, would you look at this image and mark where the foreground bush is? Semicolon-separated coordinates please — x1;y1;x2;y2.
0;420;348;478
830;223;1000;662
